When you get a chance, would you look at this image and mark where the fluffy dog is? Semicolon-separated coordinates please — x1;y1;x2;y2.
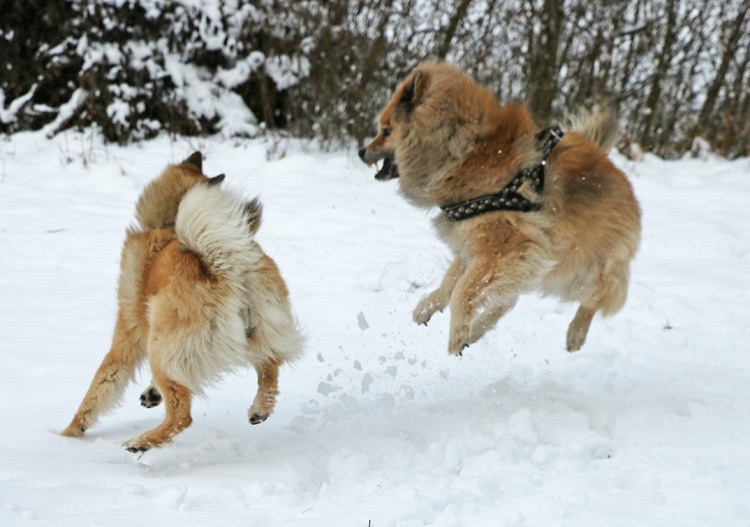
359;62;641;354
61;153;304;451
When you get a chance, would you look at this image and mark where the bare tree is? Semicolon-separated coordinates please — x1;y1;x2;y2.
640;0;679;150
693;0;750;137
434;0;473;60
525;0;565;119
2;0;749;158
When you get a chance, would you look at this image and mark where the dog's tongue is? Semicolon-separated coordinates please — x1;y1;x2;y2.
375;156;399;181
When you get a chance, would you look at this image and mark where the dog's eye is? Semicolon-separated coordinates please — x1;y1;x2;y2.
382;128;391;138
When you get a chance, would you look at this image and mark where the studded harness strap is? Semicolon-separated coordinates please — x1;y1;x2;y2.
440;125;564;222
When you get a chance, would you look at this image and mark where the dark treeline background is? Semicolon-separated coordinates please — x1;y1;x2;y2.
1;0;749;158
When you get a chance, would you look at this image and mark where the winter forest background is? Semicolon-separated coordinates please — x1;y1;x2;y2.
1;0;749;159
2;2;750;524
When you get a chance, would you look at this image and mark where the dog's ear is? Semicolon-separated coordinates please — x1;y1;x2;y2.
400;70;429;108
183;151;203;172
243;197;263;234
205;174;225;186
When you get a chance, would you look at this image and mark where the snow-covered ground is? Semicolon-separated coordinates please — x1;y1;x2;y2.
1;131;749;526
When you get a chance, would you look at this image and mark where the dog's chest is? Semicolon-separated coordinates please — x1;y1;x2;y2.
432;213;470;254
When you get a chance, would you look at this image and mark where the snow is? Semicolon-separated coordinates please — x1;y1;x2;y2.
160;47;259;138
1;131;750;526
107;100;131;127
41;89;86;138
216;52;266;89
0;87;37;125
264;55;312;91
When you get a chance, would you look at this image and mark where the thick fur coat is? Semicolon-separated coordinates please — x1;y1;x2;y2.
360;62;641;354
61;153;304;451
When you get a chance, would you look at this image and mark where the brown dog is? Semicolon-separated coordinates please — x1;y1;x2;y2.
359;62;641;355
61;153;304;451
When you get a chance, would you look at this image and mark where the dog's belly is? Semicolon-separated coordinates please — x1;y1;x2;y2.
538;248;602;303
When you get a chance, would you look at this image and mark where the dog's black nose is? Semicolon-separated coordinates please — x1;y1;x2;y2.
358;148;367;162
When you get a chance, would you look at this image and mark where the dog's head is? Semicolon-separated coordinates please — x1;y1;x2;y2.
361;63;521;209
135;152;224;231
358;68;431;181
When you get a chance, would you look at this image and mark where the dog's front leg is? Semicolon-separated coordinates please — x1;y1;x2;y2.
446;258;492;356
413;258;466;325
446;254;525;355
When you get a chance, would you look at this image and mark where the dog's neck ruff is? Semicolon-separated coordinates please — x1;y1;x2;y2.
441;125;564;222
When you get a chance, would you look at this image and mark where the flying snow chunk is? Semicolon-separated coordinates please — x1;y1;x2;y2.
357;311;369;331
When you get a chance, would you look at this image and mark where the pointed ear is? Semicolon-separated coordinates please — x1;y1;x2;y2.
206;174;225;186
400;70;429;108
183;152;203;172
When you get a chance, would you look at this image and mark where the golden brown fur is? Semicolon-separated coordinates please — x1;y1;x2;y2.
360;62;641;354
61;153;304;451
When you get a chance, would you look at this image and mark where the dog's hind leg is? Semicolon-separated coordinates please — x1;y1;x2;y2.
566;260;630;351
413;258;466;326
123;368;193;452
248;359;280;425
61;314;145;438
566;305;596;352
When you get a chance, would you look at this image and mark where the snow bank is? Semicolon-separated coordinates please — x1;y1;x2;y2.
0;132;749;526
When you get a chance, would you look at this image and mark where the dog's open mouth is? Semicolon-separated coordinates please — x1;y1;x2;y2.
372;155;399;181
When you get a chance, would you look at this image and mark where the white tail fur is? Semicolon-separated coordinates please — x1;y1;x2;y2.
175;183;262;284
565;106;619;152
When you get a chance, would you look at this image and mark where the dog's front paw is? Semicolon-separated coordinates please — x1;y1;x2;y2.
448;325;470;356
140;386;162;408
60;424;86;438
413;297;439;326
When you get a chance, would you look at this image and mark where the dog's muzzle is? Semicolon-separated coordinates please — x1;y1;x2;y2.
359;148;400;181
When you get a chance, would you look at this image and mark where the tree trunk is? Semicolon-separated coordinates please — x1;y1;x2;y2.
692;0;750;137
351;0;394;144
640;0;678;150
434;0;473;60
527;0;565;120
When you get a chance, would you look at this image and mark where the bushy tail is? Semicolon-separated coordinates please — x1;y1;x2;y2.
175;181;262;283
565;106;619;151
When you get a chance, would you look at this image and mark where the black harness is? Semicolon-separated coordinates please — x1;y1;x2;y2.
440;125;564;222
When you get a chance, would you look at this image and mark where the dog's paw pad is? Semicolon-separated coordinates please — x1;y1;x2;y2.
249;413;269;425
140;387;162;408
123;436;155;452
